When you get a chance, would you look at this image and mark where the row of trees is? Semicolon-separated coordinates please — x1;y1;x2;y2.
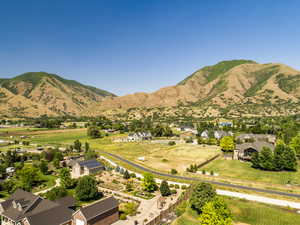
251;142;297;171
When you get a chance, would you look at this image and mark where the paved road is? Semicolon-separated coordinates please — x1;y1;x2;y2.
101;151;300;199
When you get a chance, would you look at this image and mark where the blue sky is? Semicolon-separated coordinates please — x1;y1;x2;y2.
0;0;300;95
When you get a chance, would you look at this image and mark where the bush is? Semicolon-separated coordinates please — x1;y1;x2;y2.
171;169;178;174
181;185;187;190
168;141;176;146
120;214;127;220
171;189;177;195
160;180;171;196
174;184;180;189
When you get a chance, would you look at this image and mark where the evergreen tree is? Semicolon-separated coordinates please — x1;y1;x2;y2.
259;147;274;171
251;152;260;169
160;180;171;196
123;170;130;179
273;142;286;171
283;146;297;171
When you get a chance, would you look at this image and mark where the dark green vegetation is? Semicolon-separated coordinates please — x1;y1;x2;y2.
176;183;232;225
178;59;256;85
0;72;115;97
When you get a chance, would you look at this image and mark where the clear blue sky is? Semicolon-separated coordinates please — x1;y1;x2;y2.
1;0;300;96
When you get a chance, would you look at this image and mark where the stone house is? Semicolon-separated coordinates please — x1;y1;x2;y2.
71;159;105;179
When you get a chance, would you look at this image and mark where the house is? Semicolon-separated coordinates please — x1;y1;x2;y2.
214;130;232;140
127;132;152;142
71;159;105;179
6;167;15;176
179;126;198;135
0;189;74;225
236;134;276;144
0;189;119;225
234;141;275;160
72;196;118;225
200;130;209;139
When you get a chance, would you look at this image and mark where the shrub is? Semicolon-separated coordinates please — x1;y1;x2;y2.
168;141;176;146
171;169;178;174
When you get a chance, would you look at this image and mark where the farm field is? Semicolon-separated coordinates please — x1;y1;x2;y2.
202;158;300;185
173;197;300;225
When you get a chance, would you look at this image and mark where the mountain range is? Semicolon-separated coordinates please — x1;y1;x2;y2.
1;60;300;118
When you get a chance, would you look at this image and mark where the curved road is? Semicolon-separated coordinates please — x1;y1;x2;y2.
100;151;300;199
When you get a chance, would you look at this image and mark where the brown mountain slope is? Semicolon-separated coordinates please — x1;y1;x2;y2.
0;72;115;117
91;60;300;117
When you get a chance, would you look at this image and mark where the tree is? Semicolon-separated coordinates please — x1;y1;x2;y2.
220;136;235;152
74;140;82;152
160;180;171;196
251;152;260;169
289;133;300;158
283;146;297;171
123;170;130;179
84;149;97;160
53;158;60;169
87;126;101;138
198;197;232;225
17;166;40;191
45;186;67;201
142;173;158;192
59;168;73;189
39;160;49;175
190;183;216;213
273;141;286;171
75;176;102;201
259;147;274;171
85;142;90;153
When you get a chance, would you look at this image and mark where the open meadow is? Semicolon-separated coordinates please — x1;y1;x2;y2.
173;197;300;225
202;158;300;186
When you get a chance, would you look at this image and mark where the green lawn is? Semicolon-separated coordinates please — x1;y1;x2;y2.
227;197;300;225
173;197;300;225
202;158;300;185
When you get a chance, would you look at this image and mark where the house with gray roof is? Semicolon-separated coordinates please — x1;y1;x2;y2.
71;159;104;179
72;196;118;225
234;141;275;160
0;189;74;225
0;190;119;225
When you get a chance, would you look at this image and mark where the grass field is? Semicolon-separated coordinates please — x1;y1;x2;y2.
7;128;220;173
202;158;300;185
173;197;300;225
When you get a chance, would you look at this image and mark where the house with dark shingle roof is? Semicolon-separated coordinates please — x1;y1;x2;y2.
0;189;74;225
234;141;275;160
71;159;105;179
72;196;119;225
0;190;119;225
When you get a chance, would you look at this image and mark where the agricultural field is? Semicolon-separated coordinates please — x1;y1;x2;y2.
202;158;300;185
173;197;300;225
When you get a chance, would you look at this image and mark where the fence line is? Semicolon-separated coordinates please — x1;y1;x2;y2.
144;187;193;225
